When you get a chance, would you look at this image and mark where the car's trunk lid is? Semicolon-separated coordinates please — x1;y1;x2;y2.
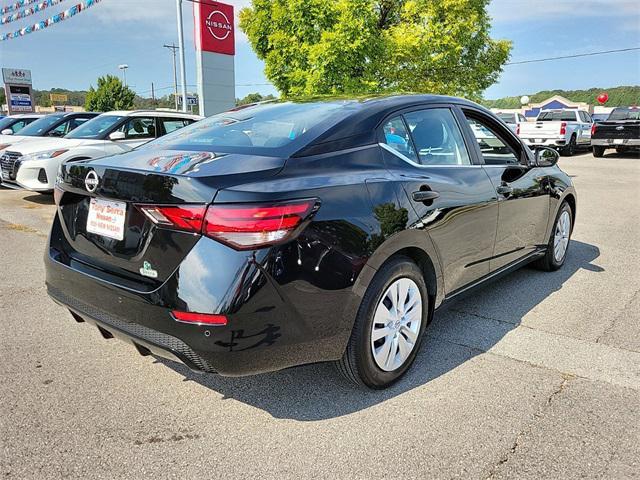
54;149;286;287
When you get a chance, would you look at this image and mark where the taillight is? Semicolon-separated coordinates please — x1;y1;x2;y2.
138;205;207;233
591;123;597;136
172;310;228;326
138;199;319;249
203;199;319;250
560;122;567;135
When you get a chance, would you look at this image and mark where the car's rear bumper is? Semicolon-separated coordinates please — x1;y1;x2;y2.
591;138;640;147
45;231;358;376
522;137;566;148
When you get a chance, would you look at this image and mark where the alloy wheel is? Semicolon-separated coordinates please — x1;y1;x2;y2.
371;278;422;372
554;210;571;262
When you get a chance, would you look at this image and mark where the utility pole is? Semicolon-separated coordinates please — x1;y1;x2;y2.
163;43;179;111
151;82;156;107
176;0;188;113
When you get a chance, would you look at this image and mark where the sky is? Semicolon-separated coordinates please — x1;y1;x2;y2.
0;0;639;100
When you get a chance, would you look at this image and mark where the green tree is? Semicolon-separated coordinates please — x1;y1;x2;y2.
239;0;511;99
84;75;135;112
236;92;277;106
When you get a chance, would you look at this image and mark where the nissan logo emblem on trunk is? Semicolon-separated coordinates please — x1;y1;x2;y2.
85;171;99;192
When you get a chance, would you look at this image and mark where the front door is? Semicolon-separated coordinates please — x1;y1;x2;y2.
460;108;550;271
379;106;499;295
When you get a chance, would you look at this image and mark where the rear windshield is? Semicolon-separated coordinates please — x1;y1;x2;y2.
497;113;516;124
537;111;577;122
607;108;640;121
140;101;358;156
65;115;125;139
16;114;64;136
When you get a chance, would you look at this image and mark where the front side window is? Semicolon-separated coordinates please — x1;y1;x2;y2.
9;120;28;133
381;116;418;162
118;117;157;139
465;114;520;165
404;108;471;165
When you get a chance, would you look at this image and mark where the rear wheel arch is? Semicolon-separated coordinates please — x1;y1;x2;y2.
563;193;576;232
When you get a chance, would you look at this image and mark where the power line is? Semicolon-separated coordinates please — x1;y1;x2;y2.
505;47;640;65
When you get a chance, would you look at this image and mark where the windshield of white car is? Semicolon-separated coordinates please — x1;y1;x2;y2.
497;113;516;124
65;115;126;139
16;114;65;136
139;101;358;155
537;111;578;122
607;108;640;121
0;117;19;130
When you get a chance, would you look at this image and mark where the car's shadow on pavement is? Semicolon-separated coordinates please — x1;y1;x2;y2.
158;239;602;421
22;193;54;205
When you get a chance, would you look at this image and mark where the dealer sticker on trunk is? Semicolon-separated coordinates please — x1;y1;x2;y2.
86;198;126;241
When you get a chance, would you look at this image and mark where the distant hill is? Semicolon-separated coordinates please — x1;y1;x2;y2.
483;86;640;109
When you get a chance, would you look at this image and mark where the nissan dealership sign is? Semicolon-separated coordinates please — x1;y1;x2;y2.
195;0;235;56
193;0;236;116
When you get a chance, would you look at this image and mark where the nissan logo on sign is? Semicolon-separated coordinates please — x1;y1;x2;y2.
206;10;232;41
85;171;99;193
195;1;235;55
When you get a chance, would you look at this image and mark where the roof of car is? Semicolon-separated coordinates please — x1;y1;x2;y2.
8;113;46;118
103;110;202;119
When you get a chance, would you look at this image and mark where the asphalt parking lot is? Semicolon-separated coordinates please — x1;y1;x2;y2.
1;151;639;479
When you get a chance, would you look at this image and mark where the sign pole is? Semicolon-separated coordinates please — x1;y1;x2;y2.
176;0;188;113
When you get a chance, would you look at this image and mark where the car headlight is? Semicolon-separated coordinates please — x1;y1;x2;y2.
19;149;69;162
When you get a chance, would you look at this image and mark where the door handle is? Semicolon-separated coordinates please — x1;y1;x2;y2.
496;184;513;196
412;190;440;202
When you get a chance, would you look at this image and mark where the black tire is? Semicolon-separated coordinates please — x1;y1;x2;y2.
335;256;429;389
533;201;573;271
593;146;606;157
560;135;576;156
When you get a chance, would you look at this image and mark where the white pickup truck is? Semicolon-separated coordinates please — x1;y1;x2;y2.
519;109;593;156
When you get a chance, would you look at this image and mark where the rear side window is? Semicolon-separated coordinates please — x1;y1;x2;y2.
381;116;418;162
160;118;192;134
404;108;471;165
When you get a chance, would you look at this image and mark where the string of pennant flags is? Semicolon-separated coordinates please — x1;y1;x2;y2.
0;0;101;41
1;0;40;15
1;0;65;25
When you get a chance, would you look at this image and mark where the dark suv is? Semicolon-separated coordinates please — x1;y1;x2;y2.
46;96;576;388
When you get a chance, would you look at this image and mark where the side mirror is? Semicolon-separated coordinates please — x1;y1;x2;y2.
108;131;126;141
534;147;559;167
1;129;13;135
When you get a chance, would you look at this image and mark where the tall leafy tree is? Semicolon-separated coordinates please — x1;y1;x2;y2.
85;75;135;112
240;0;511;99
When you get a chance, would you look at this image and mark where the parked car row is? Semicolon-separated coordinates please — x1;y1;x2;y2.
0;110;202;192
494;107;639;157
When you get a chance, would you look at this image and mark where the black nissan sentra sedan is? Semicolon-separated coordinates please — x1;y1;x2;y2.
46;95;576;389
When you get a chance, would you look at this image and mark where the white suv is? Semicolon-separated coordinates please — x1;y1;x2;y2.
0;110;202;192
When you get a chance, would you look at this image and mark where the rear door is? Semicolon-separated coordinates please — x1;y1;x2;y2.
459;107;550;271
380;105;499;294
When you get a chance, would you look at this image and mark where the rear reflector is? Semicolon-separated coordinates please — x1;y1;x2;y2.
203;199;319;250
172;310;228;326
138;205;207;233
